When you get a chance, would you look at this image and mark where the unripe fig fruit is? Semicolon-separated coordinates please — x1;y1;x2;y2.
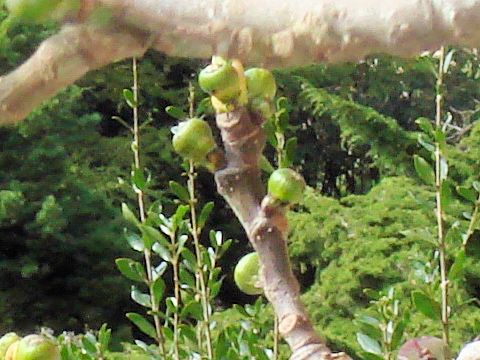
4;341;19;360
0;333;20;359
397;336;447;360
14;335;60;360
268;168;306;205
172;118;216;162
198;59;241;103
456;341;480;360
5;0;63;23
249;97;274;119
234;252;263;295
245;68;276;100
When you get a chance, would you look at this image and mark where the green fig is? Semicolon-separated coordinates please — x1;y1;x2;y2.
14;335;60;360
4;341;19;360
0;333;20;360
198;57;241;103
234;252;263;296
249;97;274;119
245;68;276;100
267;168;306;205
172;118;216;162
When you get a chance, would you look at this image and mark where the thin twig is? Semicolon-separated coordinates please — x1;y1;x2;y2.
131;57;167;358
169;231;181;360
434;46;450;348
186;83;214;358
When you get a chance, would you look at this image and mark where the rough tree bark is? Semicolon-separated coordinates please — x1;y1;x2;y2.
1;0;480;124
0;0;479;358
213;108;350;360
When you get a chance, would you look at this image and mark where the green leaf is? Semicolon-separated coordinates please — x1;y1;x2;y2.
152;242;172;262
179;267;196;288
440;156;448;181
132;168;147;191
210;230;223;248
131;286;151;307
411;291;440;320
169;181;190;203
123;89;137;108
166;297;178;313
126;313;157;339
179;324;198;343
413;155;435;186
122;203;140;227
276;108;290;131
434;129;446;147
443;49;456;74
176;234;188;255
457;186;478;203
284;137;298;167
172;204;190;228
276;97;289;111
181;301;204;321
166;106;186;120
415;117;434;136
259;155;275;174
356;333;382;355
356;315;380;328
440;181;452;208
262;119;278;148
152;262;168;281
417;134;435;153
139;224;167;249
449;249;466;280
198;201;214;229
473;181;480;193
445;223;461;244
81;335;97;355
125;231;144;252
182;248;197;272
355;315;382;340
98;324;111;352
391;317;408;349
115;258;145;282
152;278;165;307
362;353;384;360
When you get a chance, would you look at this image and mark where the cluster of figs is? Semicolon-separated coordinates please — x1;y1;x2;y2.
6;3;478;357
0;333;59;360
172;57;306;297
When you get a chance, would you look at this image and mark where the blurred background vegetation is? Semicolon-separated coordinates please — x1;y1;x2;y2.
0;9;479;357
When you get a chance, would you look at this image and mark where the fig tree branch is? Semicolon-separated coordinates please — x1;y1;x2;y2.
2;0;480;124
213;108;350;360
103;0;480;65
0;23;150;125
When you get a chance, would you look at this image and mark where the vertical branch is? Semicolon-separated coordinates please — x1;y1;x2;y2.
168;231;181;360
434;47;449;348
186;84;214;359
130;57;166;357
213;108;350;360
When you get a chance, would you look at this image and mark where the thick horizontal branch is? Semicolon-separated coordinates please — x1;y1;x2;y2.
0;23;150;125
102;0;480;66
1;0;480;124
